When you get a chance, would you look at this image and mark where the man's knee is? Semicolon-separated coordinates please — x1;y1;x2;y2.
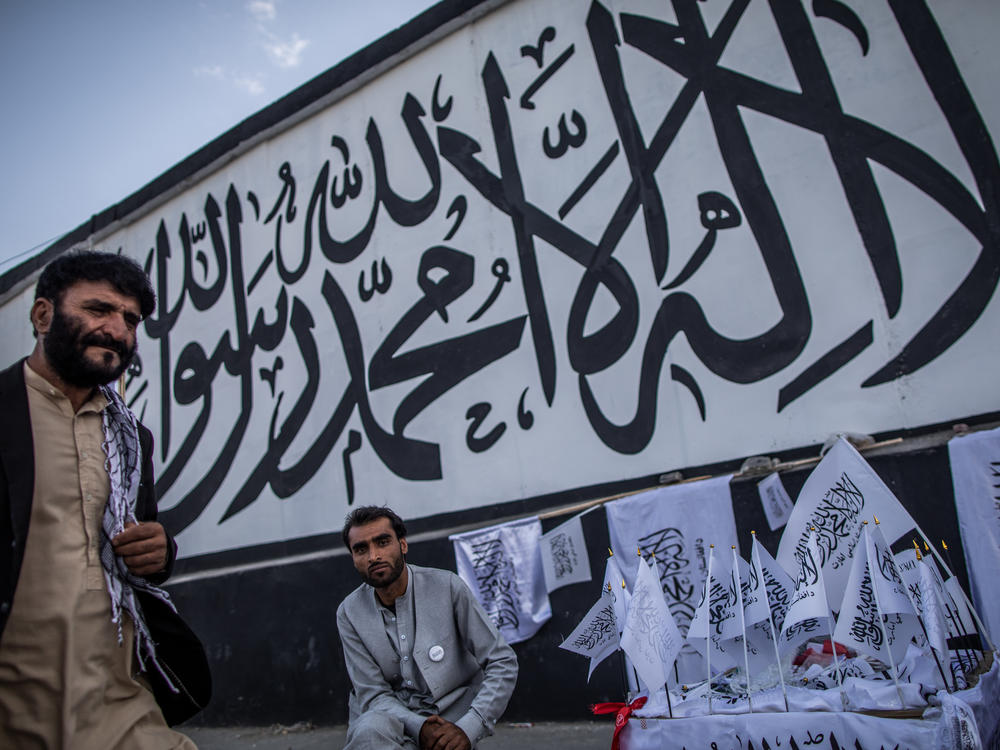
345;711;411;749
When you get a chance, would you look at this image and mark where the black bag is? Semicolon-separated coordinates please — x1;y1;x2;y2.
137;591;213;726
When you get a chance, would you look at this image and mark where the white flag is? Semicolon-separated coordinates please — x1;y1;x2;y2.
918;559;950;664
948;425;1000;645
621;556;683;692
540;513;592;592
777;438;919;606
752;536;795;633
779;531;832;652
867;525;920;622
602;554;629;635
606;475;737;638
835;525;919;666
688;547;744;671
893;548;924;613
450;517;551;644
559;590;620;681
735;554;783;676
833;528;891;663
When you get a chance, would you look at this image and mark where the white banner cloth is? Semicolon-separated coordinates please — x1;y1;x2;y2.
777;438;919;606
948;425;1000;645
539;513;592;592
606;475;737;636
450;517;551;644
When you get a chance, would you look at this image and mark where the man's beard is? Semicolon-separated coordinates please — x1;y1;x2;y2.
44;305;136;388
361;552;406;589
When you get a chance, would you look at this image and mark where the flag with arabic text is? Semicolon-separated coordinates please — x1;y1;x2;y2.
451;517;551;644
777;438;918;607
621;556;683;692
559;589;620;680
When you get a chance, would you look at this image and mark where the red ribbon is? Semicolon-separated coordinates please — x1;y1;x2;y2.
590;695;647;750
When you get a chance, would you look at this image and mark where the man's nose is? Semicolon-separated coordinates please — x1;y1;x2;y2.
100;313;132;340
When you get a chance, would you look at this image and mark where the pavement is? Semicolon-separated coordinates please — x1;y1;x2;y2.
183;721;613;749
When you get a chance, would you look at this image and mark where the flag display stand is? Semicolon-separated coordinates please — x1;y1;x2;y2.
561;437;1000;749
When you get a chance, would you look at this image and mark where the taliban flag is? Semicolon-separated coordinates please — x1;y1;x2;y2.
779;530;832;652
777;438;919;606
620;556;683;692
603;553;629;635
751;535;794;634
688;546;744;671
734;553;781;676
559;588;620;681
834;524;918;666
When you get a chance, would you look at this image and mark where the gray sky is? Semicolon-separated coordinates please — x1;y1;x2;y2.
0;0;439;273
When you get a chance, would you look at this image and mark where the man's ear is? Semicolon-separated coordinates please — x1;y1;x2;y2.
400;537;408;556
30;298;54;336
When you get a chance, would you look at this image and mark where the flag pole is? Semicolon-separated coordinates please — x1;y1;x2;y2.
608;581;633;702
649;553;676;720
810;527;846;711
913;548;953;692
732;545;753;714
923;542;977;678
923;535;995;654
751;532;790;712
706;545;714;717
863;522;906;708
941;540;994;656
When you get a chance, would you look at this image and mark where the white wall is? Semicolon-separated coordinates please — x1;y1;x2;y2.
3;0;999;561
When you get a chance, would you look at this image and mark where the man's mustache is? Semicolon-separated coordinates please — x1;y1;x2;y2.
80;332;132;358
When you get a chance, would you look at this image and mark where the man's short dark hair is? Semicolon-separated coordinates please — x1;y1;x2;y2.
35;250;156;319
342;506;407;548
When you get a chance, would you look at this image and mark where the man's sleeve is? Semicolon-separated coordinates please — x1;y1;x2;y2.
136;425;176;584
336;603;429;739
450;575;519;745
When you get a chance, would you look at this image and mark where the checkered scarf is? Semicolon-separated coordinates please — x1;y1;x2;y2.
98;384;178;692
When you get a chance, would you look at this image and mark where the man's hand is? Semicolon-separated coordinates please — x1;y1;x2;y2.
418;715;471;750
112;521;168;576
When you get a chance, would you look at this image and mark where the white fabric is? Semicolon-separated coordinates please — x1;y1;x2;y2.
734;554;784;681
558;589;619;680
539;513;592;593
833;526;900;664
622;657;1000;749
777;438;919;606
919;560;952;666
602;555;629;635
867;524;922;664
751;537;794;633
948;426;1000;646
757;473;793;532
688;546;743;671
621;557;683;693
606;475;737;636
450;517;551;645
779;531;832;653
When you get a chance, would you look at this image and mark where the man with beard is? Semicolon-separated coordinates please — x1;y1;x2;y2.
338;506;518;750
0;250;207;748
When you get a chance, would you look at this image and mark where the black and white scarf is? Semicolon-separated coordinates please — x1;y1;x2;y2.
98;384;178;692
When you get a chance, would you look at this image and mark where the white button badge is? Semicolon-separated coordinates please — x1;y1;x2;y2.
428;645;445;662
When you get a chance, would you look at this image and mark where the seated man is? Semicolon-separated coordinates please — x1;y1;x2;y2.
337;506;518;749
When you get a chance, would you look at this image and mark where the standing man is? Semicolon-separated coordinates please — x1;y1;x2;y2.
338;506;518;749
0;250;208;747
